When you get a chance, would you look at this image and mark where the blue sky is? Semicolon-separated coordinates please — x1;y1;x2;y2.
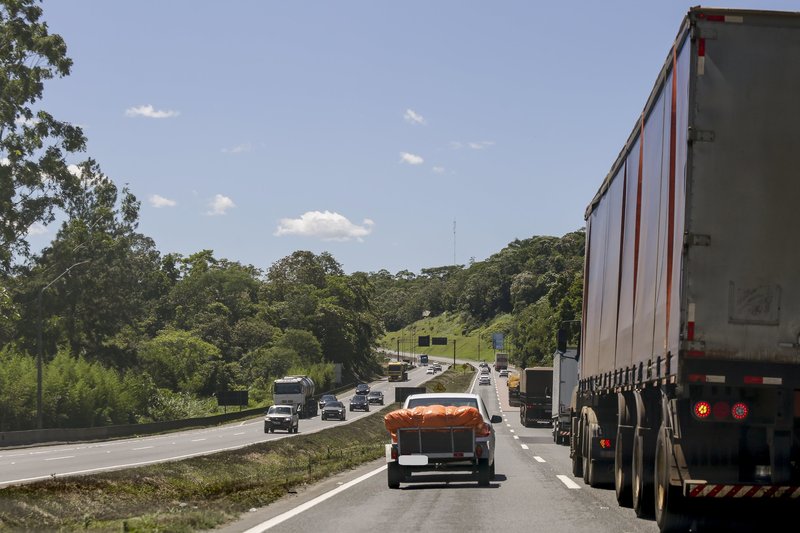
32;0;800;275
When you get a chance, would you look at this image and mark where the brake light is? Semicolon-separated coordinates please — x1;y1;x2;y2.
693;401;711;419
475;445;483;458
391;446;398;460
731;402;749;421
599;438;612;449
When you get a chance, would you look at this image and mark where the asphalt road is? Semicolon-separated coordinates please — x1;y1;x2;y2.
221;369;660;533
0;364;439;488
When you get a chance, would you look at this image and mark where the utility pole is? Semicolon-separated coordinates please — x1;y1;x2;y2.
453;339;457;367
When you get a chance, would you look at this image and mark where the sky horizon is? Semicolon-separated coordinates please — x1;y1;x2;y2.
28;0;800;275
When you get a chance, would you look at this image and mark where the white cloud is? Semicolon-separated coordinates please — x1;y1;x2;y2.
125;104;179;119
0;157;9;166
207;194;235;215
149;194;177;208
67;164;82;177
468;141;495;150
404;109;426;125
27;222;48;236
400;152;424;165
222;143;252;154
432;166;445;174
274;210;374;242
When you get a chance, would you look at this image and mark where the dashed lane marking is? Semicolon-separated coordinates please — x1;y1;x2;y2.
534;456;546;463
520;444;529;450
557;475;581;489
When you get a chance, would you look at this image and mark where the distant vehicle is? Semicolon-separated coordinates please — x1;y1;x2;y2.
387;362;408;382
350;394;370;412
494;352;508;372
551;349;578;445
273;375;317;418
478;375;491;386
321;401;346;421
519;367;553;427
426;367;435;375
480;366;490;375
264;405;299;433
479;361;489;368
507;372;521;407
318;394;337;410
355;383;371;395
499;369;509;378
432;363;442;372
367;391;384;405
419;354;429;366
385;393;502;488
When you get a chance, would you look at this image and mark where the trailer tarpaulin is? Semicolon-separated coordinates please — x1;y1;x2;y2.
384;405;487;441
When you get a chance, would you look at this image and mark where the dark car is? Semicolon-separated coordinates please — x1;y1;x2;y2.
367;390;384;405
355;383;370;395
318;394;337;410
321;400;346;421
350;394;370;412
264;405;299;433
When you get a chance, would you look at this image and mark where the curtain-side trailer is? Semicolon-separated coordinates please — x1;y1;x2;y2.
570;7;800;532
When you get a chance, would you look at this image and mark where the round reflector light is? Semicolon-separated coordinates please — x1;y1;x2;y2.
731;402;749;421
693;401;711;419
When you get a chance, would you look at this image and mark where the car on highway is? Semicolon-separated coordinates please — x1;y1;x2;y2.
350;394;370;412
478;374;491;385
480;366;490;375
321;401;346;421
432;363;442;372
426;367;435;375
367;390;384;405
355;383;370;395
264;405;299;433
318;394;337;410
498;369;509;378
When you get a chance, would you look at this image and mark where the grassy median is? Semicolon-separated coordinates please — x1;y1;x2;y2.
0;365;475;532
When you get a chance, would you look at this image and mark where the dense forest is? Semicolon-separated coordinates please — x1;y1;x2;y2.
0;1;584;431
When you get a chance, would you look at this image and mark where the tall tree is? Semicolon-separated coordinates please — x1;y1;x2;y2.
0;0;87;272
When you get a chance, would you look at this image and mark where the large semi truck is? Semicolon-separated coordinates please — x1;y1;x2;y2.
387;361;408;382
569;7;800;531
552;349;578;445
494;352;508;372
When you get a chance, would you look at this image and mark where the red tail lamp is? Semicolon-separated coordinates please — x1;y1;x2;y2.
693;401;711;419
712;401;730;420
599;438;612;449
731;402;749;421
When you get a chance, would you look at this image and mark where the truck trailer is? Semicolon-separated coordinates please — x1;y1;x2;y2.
494;352;508;372
519;367;552;427
569;7;800;531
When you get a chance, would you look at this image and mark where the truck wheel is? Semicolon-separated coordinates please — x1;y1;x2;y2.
655;426;692;532
572;450;583;477
632;429;654;518
490;459;496;480
615;425;633;507
387;462;402;489
478;459;491;487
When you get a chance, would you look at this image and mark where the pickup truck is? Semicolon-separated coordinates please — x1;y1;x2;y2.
384;392;502;488
263;404;299;433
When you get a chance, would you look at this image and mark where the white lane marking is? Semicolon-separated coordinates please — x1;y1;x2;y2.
520;444;529;450
510;429;515;433
132;446;154;451
506;424;511;427
557;475;581;489
243;464;387;531
513;436;519;440
191;439;206;442
534;456;546;463
44;456;74;461
234;432;245;436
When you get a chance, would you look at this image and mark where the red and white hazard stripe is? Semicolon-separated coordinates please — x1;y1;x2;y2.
687;483;800;498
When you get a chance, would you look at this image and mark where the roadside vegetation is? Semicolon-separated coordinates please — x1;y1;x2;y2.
0;365;475;531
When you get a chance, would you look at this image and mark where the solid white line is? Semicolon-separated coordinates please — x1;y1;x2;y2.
234;432;245;436
191;438;206;442
132;446;154;451
44;456;74;461
557;475;581;489
243;465;388;532
520;444;529;450
533;456;546;463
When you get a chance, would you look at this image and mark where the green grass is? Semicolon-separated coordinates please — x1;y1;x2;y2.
380;311;515;362
0;365;476;532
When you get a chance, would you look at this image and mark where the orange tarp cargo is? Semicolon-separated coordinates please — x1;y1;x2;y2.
384;405;488;441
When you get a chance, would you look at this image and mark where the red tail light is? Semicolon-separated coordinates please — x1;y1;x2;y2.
731;402;749;421
391;446;398;460
475;445;483;458
693;401;711;419
599;438;612;449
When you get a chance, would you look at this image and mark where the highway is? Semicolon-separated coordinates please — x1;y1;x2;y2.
0;364;436;488
222;368;660;533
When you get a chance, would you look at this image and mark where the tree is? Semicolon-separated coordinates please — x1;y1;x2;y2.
138;329;221;395
0;0;88;272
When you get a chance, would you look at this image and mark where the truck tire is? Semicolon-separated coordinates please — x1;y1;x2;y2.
490;459;496;480
519;405;528;428
632;429;654;518
387;462;402;489
572;450;583;477
478;458;491;487
615;425;633;507
655;426;692;532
